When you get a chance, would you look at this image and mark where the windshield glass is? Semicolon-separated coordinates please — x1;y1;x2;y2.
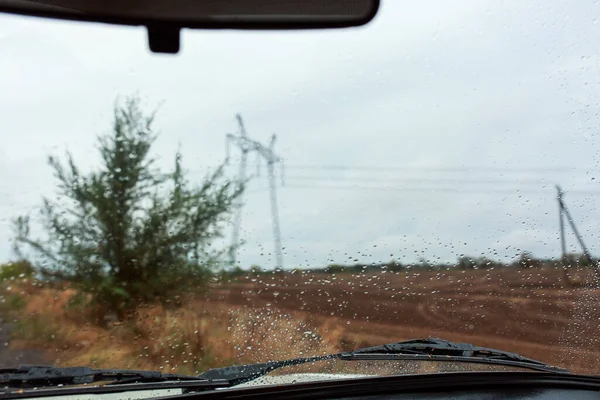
1;0;600;393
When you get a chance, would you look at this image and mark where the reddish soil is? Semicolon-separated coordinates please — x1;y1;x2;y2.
207;267;600;375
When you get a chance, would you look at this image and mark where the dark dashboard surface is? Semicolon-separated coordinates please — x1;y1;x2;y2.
340;388;600;400
182;372;600;400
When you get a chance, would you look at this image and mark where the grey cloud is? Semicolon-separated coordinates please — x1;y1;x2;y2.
2;0;600;269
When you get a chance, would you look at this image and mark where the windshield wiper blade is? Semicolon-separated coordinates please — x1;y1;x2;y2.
0;365;210;388
198;353;341;386
341;338;568;373
198;338;567;386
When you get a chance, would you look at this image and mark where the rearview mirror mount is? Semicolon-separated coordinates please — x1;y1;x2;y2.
0;0;380;54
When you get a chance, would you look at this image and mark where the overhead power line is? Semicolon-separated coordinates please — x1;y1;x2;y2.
285;175;558;185
189;163;593;175
271;183;600;195
251;164;592;173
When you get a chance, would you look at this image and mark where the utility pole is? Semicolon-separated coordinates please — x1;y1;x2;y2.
556;185;596;285
267;134;284;270
226;114;284;269
557;186;570;285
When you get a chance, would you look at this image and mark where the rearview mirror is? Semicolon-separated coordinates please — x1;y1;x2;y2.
0;0;380;54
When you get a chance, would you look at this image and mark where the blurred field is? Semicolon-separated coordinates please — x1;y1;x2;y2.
2;265;600;375
208;266;600;374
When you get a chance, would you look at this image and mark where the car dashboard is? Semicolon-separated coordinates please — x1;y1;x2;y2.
179;372;600;400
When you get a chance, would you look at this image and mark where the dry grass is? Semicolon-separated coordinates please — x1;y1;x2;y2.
6;267;596;376
2;283;342;375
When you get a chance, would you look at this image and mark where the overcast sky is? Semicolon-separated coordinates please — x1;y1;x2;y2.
1;0;600;269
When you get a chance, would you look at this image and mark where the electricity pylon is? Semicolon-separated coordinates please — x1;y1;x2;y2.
226;114;284;269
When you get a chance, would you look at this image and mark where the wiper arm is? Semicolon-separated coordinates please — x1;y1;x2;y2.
198;338;567;386
0;365;211;388
198;353;341;386
341;338;568;373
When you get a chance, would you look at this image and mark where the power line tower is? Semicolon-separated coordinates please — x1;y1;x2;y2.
556;185;596;285
226;114;284;269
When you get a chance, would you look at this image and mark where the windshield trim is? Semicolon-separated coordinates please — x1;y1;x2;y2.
0;380;228;400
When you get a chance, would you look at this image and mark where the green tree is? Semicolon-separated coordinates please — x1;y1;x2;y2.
456;256;476;270
517;251;539;269
325;264;345;274
13;96;242;319
0;260;35;281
